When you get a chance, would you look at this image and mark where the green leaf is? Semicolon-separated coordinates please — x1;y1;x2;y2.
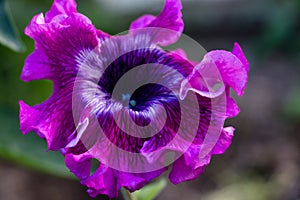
202;179;273;200
283;89;300;120
0;107;74;179
132;179;167;200
0;0;25;52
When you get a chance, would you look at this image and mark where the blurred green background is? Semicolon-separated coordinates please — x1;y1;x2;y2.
0;0;299;199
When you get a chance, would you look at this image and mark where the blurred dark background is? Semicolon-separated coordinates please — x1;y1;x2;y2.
0;0;299;199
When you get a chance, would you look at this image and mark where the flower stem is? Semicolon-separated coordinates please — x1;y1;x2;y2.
121;188;135;200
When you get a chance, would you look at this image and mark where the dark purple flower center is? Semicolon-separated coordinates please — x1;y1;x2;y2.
71;34;197;156
93;47;192;153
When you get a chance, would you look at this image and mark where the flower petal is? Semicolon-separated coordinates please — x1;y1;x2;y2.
130;14;156;30
169;127;233;184
179;58;226;100
130;0;183;46
169;155;206;184
80;163;166;198
45;0;77;23
19;82;75;150
19;0;103;151
21;49;53;82
65;153;92;179
225;87;240;118
212;127;234;155
22;4;100;82
206;45;248;96
232;42;249;72
180;44;248;99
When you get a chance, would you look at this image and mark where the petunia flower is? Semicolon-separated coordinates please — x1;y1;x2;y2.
19;0;249;198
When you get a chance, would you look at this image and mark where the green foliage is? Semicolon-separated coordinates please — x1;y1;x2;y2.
284;89;300;120
202;179;273;200
257;0;300;56
0;0;25;52
132;179;167;200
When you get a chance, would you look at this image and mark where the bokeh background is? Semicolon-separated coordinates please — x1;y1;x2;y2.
0;0;299;199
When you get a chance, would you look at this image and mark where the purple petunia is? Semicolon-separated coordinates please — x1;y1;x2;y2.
19;0;249;198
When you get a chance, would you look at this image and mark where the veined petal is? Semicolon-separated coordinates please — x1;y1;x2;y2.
80;163;166;198
169;155;206;184
232;42;249;72
212;127;234;155
225;87;240;118
129;14;156;30
45;0;77;23
20;0;101;150
22;13;99;82
169;127;234;184
65;153;92;179
180;44;248;99
19;80;75;150
130;0;184;46
21;49;53;81
205;45;248;96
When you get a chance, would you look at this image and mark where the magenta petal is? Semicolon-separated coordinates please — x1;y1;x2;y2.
23;13;99;83
130;14;156;30
212;127;234;155
169;127;233;184
97;29;110;39
84;167;139;198
65;153;92;179
19;87;75;150
21;50;53;82
232;42;249;72
130;0;184;46
20;6;100;151
179;59;226;100
225;87;240;118
180;44;248;99
45;0;77;23
19;101;42;137
169;48;188;60
205;49;248;96
82;165;166;198
25;13;98;57
169;155;205;184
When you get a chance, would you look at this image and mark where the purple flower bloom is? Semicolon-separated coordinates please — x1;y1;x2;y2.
19;0;249;198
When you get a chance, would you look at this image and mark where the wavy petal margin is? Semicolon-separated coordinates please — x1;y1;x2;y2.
19;0;99;150
130;0;183;46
